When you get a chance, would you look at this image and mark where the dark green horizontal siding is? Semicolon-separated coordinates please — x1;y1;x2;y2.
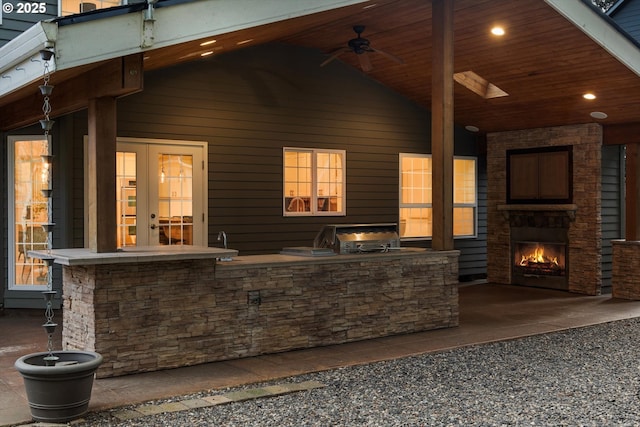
0;2;57;47
600;145;623;292
70;43;484;278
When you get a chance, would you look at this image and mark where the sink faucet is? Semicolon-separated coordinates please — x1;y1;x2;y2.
216;231;233;262
217;231;228;249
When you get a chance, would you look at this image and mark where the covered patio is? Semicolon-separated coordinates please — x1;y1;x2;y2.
3;0;640;397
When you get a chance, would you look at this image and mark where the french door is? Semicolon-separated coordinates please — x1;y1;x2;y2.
115;138;207;247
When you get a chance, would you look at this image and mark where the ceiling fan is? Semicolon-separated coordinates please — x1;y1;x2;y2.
320;25;404;72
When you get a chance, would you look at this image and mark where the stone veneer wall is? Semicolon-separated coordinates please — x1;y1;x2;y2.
611;240;640;300
487;123;602;295
62;251;459;378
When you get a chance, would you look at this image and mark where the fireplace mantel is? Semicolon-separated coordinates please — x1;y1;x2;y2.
497;204;577;221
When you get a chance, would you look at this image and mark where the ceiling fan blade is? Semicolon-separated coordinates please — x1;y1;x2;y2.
358;52;372;72
320;48;349;67
370;47;404;65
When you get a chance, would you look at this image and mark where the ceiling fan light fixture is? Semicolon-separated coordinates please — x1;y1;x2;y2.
320;25;404;72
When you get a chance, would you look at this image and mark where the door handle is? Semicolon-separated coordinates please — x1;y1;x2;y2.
150;224;157;230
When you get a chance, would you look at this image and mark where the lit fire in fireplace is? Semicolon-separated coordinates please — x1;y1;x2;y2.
519;245;559;267
514;241;565;277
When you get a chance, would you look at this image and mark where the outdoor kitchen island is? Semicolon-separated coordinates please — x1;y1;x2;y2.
32;246;459;378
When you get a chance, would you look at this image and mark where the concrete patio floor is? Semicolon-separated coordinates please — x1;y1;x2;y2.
2;282;640;426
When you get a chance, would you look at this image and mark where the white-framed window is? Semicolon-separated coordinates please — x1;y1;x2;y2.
399;153;477;239
59;0;123;16
8;136;52;291
283;147;346;216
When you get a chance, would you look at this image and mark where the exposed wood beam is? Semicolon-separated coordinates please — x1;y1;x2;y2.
603;123;640;145
0;54;142;131
87;97;117;253
431;0;454;251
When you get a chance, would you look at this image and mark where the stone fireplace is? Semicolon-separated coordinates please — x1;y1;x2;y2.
487;124;602;295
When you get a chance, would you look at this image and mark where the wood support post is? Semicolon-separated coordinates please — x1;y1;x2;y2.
431;0;455;251
87;97;117;252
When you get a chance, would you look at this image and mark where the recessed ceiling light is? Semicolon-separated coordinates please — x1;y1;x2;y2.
590;111;608;119
363;3;377;9
465;125;480;132
583;93;596;100
491;26;505;36
200;40;217;46
237;39;253;45
201;51;214;57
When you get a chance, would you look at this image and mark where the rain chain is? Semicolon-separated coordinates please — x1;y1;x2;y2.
39;48;58;365
42;290;58;365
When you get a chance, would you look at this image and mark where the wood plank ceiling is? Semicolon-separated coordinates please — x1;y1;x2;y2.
140;0;640;135
7;0;640;136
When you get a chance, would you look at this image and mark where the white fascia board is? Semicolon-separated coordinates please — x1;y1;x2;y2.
149;0;371;49
55;0;370;70
545;0;640;77
0;22;57;98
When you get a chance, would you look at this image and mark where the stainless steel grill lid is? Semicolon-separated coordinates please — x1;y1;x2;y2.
313;223;400;254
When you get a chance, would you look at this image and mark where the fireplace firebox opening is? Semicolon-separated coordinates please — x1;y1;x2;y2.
513;241;566;277
510;219;569;290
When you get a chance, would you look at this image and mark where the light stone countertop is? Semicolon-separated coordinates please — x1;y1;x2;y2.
214;247;458;269
28;246;238;266
28;246;455;268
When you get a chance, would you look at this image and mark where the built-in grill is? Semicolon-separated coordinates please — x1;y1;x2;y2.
313;223;400;254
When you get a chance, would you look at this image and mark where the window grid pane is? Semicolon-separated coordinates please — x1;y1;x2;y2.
401;156;432;205
399;207;432;238
453;207;475;236
454;158;476;204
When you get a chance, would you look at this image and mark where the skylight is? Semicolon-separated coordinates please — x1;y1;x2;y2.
453;71;509;99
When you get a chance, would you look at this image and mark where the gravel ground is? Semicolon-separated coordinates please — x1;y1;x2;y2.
75;318;640;427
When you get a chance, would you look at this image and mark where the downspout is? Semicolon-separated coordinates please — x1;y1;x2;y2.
141;0;158;48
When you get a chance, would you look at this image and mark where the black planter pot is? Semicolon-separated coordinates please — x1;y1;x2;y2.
14;350;103;423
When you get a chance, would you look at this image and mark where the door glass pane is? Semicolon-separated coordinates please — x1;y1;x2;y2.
116;152;137;247
158;153;193;245
13;139;50;288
